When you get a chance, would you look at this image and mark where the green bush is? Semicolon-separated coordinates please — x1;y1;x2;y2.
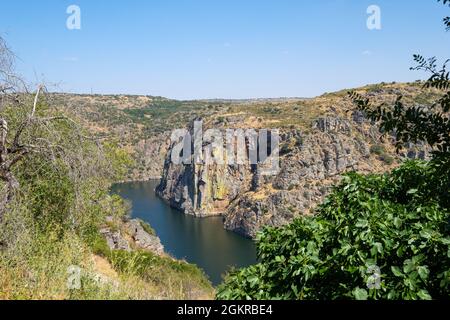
139;219;156;236
370;144;386;156
370;144;395;165
217;160;450;300
380;154;395;165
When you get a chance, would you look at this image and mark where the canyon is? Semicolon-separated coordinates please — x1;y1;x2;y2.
60;82;437;239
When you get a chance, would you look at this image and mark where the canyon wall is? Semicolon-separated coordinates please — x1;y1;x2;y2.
156;113;428;238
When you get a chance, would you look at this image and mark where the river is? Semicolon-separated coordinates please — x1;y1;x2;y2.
111;180;257;286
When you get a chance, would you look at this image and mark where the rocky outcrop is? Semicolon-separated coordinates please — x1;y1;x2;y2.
126;219;164;254
157;159;254;217
100;218;164;255
223;118;376;237
156;114;382;237
157;110;430;238
125;133;171;181
100;227;131;251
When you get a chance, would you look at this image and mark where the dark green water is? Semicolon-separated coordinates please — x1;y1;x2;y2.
111;180;257;285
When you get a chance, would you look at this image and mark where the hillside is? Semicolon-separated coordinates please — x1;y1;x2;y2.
0;91;214;300
50;93;232;180
53;82;438;184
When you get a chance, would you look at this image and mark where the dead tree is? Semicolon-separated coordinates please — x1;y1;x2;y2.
0;37;64;221
0;37;111;224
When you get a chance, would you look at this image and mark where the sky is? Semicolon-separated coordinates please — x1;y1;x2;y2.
0;0;449;100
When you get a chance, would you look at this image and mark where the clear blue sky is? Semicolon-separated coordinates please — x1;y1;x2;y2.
1;0;449;99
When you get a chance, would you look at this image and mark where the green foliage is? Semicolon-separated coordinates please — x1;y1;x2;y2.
103;140;134;182
217;161;450;300
17;157;75;229
349;11;450;156
370;144;386;156
438;0;450;30
89;231;111;258
138;219;156;236
0;97;138;298
109;249;212;290
369;144;395;164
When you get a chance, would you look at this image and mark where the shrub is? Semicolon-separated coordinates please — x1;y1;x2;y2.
139;219;156;236
370;144;386;156
380;154;395;165
217;160;450;300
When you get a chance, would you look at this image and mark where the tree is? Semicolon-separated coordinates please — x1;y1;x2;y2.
441;0;450;30
0;37;115;223
0;36;129;245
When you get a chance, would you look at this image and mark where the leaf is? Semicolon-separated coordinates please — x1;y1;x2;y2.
403;260;415;274
247;275;259;287
417;266;430;281
417;289;432;300
374;242;383;254
353;288;368;300
391;266;403;277
420;229;433;239
356;219;369;228
393;217;402;228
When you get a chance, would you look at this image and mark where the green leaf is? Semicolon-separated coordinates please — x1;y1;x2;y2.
391;266;403;277
374;242;383;254
353;288;368;300
417;266;429;281
417;289;432;300
403;260;415;273
420;229;433;239
393;217;402;228
356;219;368;228
247;275;259;287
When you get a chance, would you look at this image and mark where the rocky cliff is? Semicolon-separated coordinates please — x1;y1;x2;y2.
57;83;435;238
156;83;434;238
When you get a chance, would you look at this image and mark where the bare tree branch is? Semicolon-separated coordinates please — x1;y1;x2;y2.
31;84;43;118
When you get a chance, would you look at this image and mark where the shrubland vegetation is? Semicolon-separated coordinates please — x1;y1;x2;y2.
0;37;213;300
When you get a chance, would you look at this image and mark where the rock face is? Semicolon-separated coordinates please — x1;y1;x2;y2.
100;219;164;255
126;133;171;181
126;219;164;254
100;228;131;251
157;113;428;238
223;116;374;238
157;159;254;217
